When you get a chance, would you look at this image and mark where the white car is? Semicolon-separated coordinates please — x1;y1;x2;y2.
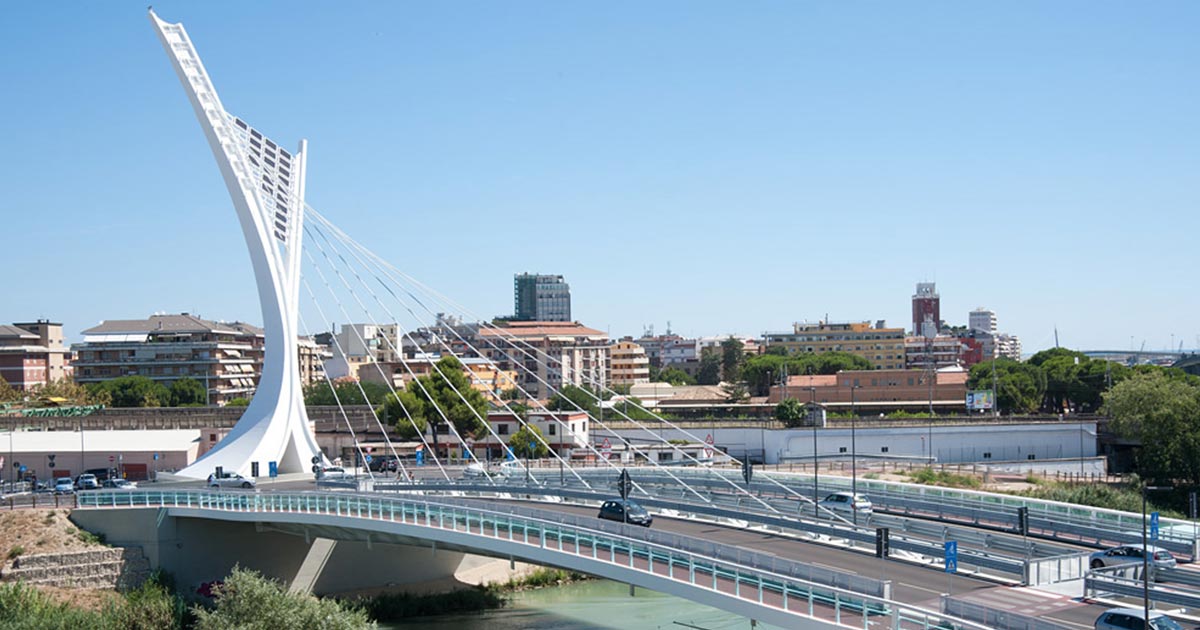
75;474;99;490
498;460;527;479
208;473;256;489
462;462;489;479
818;492;873;516
317;467;354;480
1089;544;1176;571
1094;607;1185;630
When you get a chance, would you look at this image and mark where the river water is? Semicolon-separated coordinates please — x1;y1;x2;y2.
382;579;784;629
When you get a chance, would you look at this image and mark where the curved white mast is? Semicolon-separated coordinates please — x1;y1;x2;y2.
149;10;325;478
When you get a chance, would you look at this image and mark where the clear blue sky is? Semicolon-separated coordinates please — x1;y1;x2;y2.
2;2;1196;352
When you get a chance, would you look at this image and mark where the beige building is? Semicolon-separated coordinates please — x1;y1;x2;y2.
361;355;520;403
608;340;650;386
763;320;905;370
768;368;968;408
480;321;609;400
0;320;70;390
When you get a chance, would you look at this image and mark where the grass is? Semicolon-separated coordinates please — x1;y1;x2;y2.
7;546;24;560
501;567;590;590
1017;480;1186;518
907;468;982;489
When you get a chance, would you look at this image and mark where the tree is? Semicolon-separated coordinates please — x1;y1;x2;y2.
775;398;806;428
31;378;107;405
967;359;1046;414
1105;371;1200;486
547;384;601;415
225;397;251;407
0;377;18;403
721;381;748;403
500;387;523;401
720;337;745;383
696;348;722;385
91;376;171;408
303;380;391;406
191;567;372;630
376;356;488;441
508;425;549;460
169;378;207;407
764;345;790;357
610;396;657;421
656;367;696;386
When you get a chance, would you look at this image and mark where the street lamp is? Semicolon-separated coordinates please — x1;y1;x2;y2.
1142;484;1170;626
850;384;861;525
810;385;818;516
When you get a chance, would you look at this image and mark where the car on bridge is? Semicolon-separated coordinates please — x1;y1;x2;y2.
462;462;489;479
208;473;256;489
317;467;354;481
102;479;137;490
818;492;873;516
597;500;653;527
74;474;99;491
1089;544;1176;571
53;477;74;495
1094;607;1186;630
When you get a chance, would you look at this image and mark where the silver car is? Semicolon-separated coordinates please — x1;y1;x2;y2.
818;492;873;516
208;473;256;489
1094;607;1184;630
1089;544;1176;571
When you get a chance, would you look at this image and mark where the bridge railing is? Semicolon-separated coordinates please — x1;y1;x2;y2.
78;489;995;630
548;467;1200;559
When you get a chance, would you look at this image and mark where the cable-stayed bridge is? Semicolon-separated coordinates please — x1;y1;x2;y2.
69;11;1200;629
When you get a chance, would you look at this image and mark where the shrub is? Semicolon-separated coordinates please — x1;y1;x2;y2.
6;546;24;560
191;567;373;629
351;586;505;622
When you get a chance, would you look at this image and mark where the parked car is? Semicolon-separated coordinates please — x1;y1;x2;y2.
1089;545;1176;571
818;492;873;516
317;467;354;481
208;473;255;489
102;479;137;490
597;500;653;527
75;474;99;490
1094;607;1186;630
54;477;75;495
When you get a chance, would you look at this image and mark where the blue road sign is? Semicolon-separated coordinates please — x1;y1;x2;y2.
1151;511;1160;541
944;541;958;574
415;450;424;466
364;454;373;464
268;461;278;478
152;453;160;461
17;465;26;474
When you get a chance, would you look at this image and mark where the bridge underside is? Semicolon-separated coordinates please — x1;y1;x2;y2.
69;508;510;597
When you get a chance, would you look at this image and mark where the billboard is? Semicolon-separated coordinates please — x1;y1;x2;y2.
966;390;995;411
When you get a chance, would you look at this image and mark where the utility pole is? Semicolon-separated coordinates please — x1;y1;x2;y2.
851;384;860;525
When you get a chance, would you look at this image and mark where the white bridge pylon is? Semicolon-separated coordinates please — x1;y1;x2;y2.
149;10;325;478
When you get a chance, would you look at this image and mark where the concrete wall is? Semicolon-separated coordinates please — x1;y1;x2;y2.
607;420;1098;465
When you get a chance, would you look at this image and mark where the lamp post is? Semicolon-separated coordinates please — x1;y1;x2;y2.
1142;484;1170;625
810;385;818;516
851;384;861;525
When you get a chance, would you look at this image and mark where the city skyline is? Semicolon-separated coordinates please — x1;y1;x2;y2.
2;2;1197;353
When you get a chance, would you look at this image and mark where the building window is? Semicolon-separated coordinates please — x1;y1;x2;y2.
839;446;847;453
498;424;509;435
881;446;889;453
659;452;673;462
548;424;556;436
983;452;992;459
1027;454;1036;460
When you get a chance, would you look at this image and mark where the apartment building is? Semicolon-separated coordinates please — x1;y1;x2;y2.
768;368;969;407
608;340;650;386
73;314;265;405
322;323;403;380
763;321;906;370
480;321;609;400
513;273;572;322
0;320;71;390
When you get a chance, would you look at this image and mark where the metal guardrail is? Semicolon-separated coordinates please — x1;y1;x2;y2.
1158;567;1200;589
1086;566;1200;610
379;480;1029;580
941;595;1075;630
545;467;1200;559
76;489;998;630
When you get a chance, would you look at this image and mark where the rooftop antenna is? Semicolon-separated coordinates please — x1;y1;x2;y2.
666;320;672;336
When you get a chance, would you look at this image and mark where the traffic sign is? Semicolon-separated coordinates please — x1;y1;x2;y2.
268;461;278;478
108;455;115;463
601;438;612;458
152;453;159;461
364;454;373;464
704;434;714;459
944;541;958;574
311;455;321;465
1151;512;1160;542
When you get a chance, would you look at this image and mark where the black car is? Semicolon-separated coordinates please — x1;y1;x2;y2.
597;500;653;527
368;455;399;473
